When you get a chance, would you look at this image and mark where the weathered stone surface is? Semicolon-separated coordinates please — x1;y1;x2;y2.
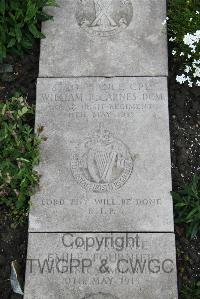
29;77;173;232
39;0;168;77
24;233;178;299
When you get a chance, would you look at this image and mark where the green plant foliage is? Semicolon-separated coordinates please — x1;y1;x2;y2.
0;96;44;223
0;0;58;62
171;176;200;239
181;281;200;299
168;0;200;86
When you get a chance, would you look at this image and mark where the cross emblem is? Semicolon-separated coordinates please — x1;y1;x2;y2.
92;0;117;27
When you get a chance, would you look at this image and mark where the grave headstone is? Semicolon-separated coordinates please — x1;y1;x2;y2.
25;233;177;299
25;0;178;297
29;77;173;232
39;0;168;77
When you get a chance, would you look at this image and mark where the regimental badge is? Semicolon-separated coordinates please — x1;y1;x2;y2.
71;127;134;193
76;0;133;37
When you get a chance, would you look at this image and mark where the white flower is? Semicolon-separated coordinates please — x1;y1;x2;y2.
183;33;192;45
183;31;200;49
193;59;200;65
190;18;193;22
196;30;200;39
185;65;191;73
162;17;169;25
188;81;193;87
176;30;200;87
196;11;199;15
176;74;187;84
172;50;176;55
193;66;200;78
169;37;176;42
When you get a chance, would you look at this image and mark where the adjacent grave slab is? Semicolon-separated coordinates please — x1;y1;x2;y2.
29;77;173;232
39;0;168;77
24;232;178;299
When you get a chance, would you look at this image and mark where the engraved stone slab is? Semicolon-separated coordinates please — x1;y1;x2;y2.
39;0;168;77
24;233;178;299
29;77;173;232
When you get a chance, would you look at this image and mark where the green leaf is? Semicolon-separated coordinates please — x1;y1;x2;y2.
171;191;182;202
21;106;29;115
7;38;16;48
15;26;22;43
0;0;5;15
16;200;24;209
44;0;59;7
21;38;33;49
17;157;30;163
0;43;6;61
175;202;187;207
28;24;45;39
25;2;37;22
17;106;29;117
186;207;199;219
1;104;6;115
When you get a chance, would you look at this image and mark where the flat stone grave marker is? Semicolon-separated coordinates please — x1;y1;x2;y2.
39;0;168;77
29;77;173;232
25;0;178;296
24;233;177;299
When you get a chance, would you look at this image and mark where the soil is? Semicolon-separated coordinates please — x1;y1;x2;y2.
0;42;199;298
0;43;40;105
168;56;200;296
0;208;28;299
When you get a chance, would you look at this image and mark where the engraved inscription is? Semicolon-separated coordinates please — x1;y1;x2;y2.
71;126;134;192
26;233;177;296
76;0;133;37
